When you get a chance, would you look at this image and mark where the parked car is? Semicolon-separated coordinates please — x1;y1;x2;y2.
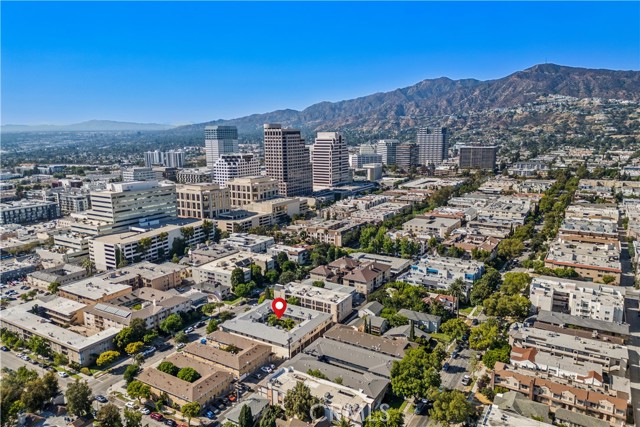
461;375;472;386
196;321;205;328
228;393;237;402
139;407;151;415
184;327;194;334
95;395;108;403
176;343;186;349
164;419;177;427
443;362;450;372
205;411;216;419
125;402;138;409
150;413;164;421
471;318;479;326
1;346;8;351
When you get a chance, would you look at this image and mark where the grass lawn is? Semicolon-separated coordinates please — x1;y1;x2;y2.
383;393;405;410
431;332;452;343
223;296;244;306
459;306;474;316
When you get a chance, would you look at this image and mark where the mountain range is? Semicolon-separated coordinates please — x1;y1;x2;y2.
1;120;175;132
168;63;640;138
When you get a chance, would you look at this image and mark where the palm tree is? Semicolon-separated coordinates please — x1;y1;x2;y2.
335;417;353;427
81;258;95;276
447;278;466;318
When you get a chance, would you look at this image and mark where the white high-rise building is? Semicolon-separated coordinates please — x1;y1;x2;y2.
263;124;313;197
376;139;399;165
212;154;261;187
144;150;185;168
205;126;239;167
417;127;448;166
312;132;351;189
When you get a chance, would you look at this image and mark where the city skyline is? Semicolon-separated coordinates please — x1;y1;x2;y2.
2;1;639;125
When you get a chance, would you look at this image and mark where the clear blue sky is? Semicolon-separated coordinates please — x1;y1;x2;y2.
2;1;639;125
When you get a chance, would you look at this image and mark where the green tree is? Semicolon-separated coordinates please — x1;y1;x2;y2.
125;341;145;355
250;264;264;285
96;350;120;367
447;278;466;316
174;331;189;344
283;381;322;421
202;220;214;241
126;380;151;404
21;378;50;412
231;267;246;288
182;402;202;426
440;318;470;342
390;347;442;398
123;364;140;384
28;335;51;357
279;270;296;284
157;361;179;376
482;344;512;369
259;405;285;427
500;272;532;296
601;275;616;284
497;238;524;260
430;390;474;425
239;404;254;427
66;379;93;417
206;319;219;334
177;367;201;383
48;281;61;293
143;329;158;344
97;403;123;427
366;408;404;427
234;281;255;298
265;269;279;284
160;313;183;335
124;408;144;427
41;372;60;399
53;352;69;366
469;319;501;351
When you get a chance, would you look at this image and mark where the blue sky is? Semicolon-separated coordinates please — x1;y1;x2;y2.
2;1;639;125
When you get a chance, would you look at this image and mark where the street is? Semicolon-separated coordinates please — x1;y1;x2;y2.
440;347;474;392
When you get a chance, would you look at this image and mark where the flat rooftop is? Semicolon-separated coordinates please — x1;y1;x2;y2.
534;310;630;336
275;280;353;303
545;240;621;272
59;276;132;299
220;300;332;347
323;324;414;358
0;301;119;351
39;296;87;315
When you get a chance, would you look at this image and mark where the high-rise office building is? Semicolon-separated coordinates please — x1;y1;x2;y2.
417;127;448;166
144;150;164;167
359;144;377;155
205;126;239;168
458;145;497;170
227;176;279;207
263;124;313;197
376;139;399;165
211;154;261;187
349;153;383;169
312;132;351;189
396;143;419;170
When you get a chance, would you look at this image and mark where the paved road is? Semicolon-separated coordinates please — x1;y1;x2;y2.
441;347;473;391
1;350;73;388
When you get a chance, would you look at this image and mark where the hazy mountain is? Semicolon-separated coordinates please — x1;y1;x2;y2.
171;63;640;137
1;120;175;132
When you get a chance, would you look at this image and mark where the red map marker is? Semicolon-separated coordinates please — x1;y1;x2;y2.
272;298;287;319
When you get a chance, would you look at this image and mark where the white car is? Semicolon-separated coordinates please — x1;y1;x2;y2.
58;371;69;378
125;402;138;409
139;407;151;415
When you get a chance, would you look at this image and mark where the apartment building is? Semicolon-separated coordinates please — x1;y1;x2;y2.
182;331;272;380
58;277;132;305
565;204;620;222
0;200;61;225
138;353;234;407
264;124;313;197
212;154;261;187
398;255;484;292
176;168;215;184
529;275;625;322
508;325;629;374
28;263;88;290
176;183;231;219
227;176;279;207
491;363;629;427
0;301;118;367
266;244;310;265
273;280;354;322
220;300;333;358
313;132;350;189
558;218;619;247
221;233;274;253
310;256;391;296
402;215;461;238
544;240;622;284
